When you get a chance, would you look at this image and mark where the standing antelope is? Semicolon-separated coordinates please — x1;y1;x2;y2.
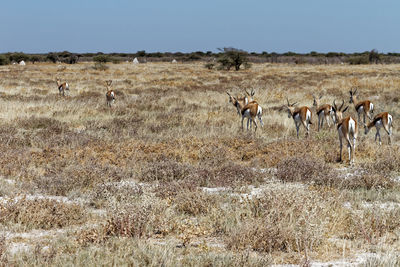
313;94;335;131
105;80;115;107
285;99;313;138
364;112;393;145
240;99;263;132
333;100;358;164
229;95;263;132
349;88;374;124
227;91;248;115
56;78;69;96
244;89;255;102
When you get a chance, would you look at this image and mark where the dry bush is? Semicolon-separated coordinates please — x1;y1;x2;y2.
0;236;6;265
0;197;85;230
154;179;199;199
342;172;395;190
276;156;338;186
88;182;143;208
33;162;130;196
17;116;65;132
226;187;347;254
348;208;400;242
139;158;195;183
174;190;218;215
77;202;170;245
196;162;262;188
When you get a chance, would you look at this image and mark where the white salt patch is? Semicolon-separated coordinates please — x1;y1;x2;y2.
8;243;30;255
202;187;228;193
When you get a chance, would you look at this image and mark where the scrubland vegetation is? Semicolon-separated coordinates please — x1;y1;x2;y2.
0;61;399;266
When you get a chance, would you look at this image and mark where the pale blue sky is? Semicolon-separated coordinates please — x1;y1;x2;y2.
1;0;398;53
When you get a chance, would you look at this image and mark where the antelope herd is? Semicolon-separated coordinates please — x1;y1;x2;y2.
227;88;394;164
53;77;393;165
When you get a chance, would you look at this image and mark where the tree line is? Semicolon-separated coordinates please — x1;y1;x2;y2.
0;49;399;68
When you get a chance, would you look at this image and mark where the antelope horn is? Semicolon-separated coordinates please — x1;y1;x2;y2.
339;99;344;111
333;100;337;111
286;98;290;106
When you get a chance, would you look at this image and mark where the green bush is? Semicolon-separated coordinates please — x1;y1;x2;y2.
0;55;9;65
217;48;250;71
347;55;369;65
93;55;110;63
204;63;214;70
9;52;29;63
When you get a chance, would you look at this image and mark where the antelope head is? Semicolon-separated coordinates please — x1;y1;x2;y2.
333;100;348;123
312;94;323;107
349;88;358;104
285;98;298;118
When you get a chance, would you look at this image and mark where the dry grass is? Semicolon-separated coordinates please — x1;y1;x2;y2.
0;62;399;265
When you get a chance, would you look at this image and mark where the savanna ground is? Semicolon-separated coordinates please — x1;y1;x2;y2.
0;62;399;266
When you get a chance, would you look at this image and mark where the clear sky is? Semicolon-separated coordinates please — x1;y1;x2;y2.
1;0;398;54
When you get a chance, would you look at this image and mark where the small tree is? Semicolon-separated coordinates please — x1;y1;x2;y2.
0;55;10;65
369;49;380;64
47;53;58;63
67;54;79;64
93;55;109;63
137;50;146;57
30;55;41;64
217;47;250;71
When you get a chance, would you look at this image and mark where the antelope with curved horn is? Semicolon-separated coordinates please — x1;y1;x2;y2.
349;88;374;124
244;88;255;102
239;97;263;132
313;94;335;131
105;80;115;107
226;91;248;115
285;98;313;138
364;112;393;145
333;100;358;164
56;78;69;96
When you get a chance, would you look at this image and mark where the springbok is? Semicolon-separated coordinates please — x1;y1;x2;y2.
313;94;335;131
105;80;115;107
364;112;393;145
285;99;313;138
333;100;358;164
349;88;374;124
227;91;248;115
56;78;69;96
244;89;255;102
239;99;263;132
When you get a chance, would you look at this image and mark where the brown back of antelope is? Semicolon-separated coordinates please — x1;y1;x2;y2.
56;79;69;96
349;88;374;123
364;112;393;145
105;80;115;107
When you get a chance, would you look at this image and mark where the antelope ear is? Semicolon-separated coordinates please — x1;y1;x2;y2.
342;106;349;113
332;106;336;113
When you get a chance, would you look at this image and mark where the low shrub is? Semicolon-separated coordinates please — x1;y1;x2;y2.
0;197;85;230
276;156;338;186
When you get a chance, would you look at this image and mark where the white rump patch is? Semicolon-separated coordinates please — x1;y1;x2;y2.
306;109;311;121
349;117;356;133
